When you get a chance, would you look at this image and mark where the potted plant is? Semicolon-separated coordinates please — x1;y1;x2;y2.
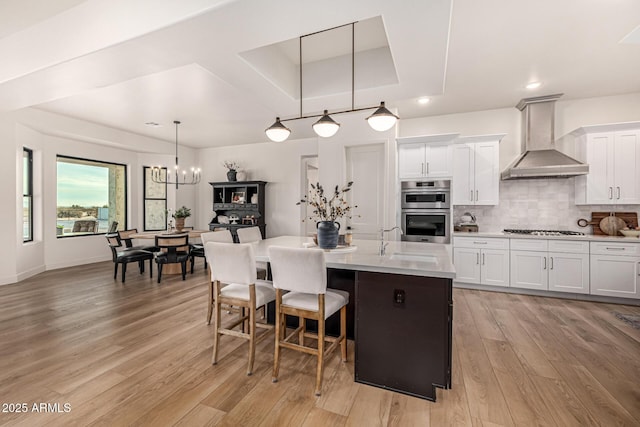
172;206;191;232
223;161;240;182
56;224;64;236
297;182;357;249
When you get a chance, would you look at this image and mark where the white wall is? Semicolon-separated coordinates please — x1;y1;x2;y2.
401;92;640;232
196;138;318;237
3;108;196;285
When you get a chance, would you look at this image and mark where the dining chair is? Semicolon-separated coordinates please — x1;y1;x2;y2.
105;234;154;283
268;246;348;396
236;226;267;280
190;229;233;274
206;241;275;375
118;228;159;253
154;234;190;283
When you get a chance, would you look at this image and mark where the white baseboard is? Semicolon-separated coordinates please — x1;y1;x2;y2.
46;255;111;271
15;265;46;283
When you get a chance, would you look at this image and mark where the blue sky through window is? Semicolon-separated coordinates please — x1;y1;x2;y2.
57;162;109;207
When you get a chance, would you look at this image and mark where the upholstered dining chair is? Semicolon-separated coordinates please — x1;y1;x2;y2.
154;234;190;283
236;226;267;280
105;234;154;283
268;246;348;396
190;229;233;274
207;242;275;375
118;228;159;253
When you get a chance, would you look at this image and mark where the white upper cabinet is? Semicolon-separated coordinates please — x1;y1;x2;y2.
452;135;503;206
397;134;459;179
573;123;640;205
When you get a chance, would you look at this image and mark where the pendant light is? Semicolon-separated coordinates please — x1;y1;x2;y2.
365;102;399;132
151;120;201;189
312;110;340;138
265;117;291;142
265;22;399;142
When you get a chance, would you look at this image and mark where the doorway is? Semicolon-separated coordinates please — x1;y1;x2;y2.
300;156;319;236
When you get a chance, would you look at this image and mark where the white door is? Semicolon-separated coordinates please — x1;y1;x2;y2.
398;143;425;179
453;247;481;284
510;250;548;290
613;130;640;204
452;144;474;205
301;156;319;236
590;254;640;299
585;133;613;204
346;144;385;240
474;141;499;205
548;252;589;294
481;249;509;287
425;144;451;177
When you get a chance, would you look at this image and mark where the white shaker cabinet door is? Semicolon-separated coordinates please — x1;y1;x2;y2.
474;141;499;205
613;130;640;204
481;249;509;287
585;133;614;204
425;144;452;177
452;144;474;205
590;254;640;299
453;247;481;284
548;252;589;294
510;250;548;290
398;143;426;179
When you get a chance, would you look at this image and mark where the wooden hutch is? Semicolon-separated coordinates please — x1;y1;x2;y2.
208;181;267;241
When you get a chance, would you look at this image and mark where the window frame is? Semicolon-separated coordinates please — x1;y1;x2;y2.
143;166;168;231
23;147;33;243
56;155;128;238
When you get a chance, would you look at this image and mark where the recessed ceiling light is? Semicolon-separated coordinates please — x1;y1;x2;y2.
418;97;430;104
526;82;542;89
145;122;162;127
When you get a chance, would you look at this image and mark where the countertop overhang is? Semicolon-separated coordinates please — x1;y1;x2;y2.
251;236;456;279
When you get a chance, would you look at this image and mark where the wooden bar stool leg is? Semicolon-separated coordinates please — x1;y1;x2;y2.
247;286;257;375
340;306;347;362
212;281;221;365
207;280;214;325
298;316;305;346
272;289;282;382
315;294;326;396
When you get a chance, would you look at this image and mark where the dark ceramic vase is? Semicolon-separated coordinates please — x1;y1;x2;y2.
317;221;340;249
227;169;237;181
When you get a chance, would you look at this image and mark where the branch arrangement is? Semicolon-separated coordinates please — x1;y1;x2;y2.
297;181;358;222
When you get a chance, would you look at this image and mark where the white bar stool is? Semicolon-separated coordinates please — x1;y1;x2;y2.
268;246;348;396
202;230;234;324
206;241;275;375
236;226;268;280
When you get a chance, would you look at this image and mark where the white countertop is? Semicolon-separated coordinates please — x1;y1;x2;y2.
252;236;456;279
453;231;640;243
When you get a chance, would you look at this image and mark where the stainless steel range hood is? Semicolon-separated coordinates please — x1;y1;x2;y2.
501;94;589;180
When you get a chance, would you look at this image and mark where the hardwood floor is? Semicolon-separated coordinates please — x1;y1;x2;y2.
1;260;639;426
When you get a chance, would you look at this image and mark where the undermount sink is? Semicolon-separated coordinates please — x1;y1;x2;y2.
389;252;438;263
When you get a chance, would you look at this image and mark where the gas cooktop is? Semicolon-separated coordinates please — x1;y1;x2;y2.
503;229;585;236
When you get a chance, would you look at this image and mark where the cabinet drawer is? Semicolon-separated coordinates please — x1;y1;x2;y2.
591;241;640;256
510;239;548;252
548;240;589;254
454;236;509;250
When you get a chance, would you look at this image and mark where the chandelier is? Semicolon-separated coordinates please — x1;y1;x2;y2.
265;22;399;143
152;120;201;189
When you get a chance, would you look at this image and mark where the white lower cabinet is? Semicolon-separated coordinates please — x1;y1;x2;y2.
590;242;640;299
453;237;509;287
510;239;589;293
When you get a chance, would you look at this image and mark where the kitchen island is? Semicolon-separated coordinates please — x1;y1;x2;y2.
252;236;456;401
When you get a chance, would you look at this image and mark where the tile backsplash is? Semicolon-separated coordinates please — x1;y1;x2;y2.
453;178;640;233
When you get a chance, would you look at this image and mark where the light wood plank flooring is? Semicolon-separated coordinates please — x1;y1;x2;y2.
0;260;639;426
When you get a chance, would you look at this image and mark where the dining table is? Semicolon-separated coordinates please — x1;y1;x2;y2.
129;229;208;275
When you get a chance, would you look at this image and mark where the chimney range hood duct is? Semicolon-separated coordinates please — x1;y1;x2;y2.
501;94;589;180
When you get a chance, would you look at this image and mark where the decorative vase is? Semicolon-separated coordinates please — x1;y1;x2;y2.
316;221;340;249
174;217;185;232
236;170;247;181
227;169;237;181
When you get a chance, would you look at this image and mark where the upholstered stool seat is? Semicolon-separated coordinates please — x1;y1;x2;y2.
219;280;276;308
282;289;349;319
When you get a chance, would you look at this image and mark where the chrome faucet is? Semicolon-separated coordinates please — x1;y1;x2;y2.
379;226;401;256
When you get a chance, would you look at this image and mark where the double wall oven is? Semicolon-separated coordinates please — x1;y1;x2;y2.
401;180;451;243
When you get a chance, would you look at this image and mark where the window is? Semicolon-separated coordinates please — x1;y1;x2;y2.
23;148;33;242
56;156;127;237
143;166;167;231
